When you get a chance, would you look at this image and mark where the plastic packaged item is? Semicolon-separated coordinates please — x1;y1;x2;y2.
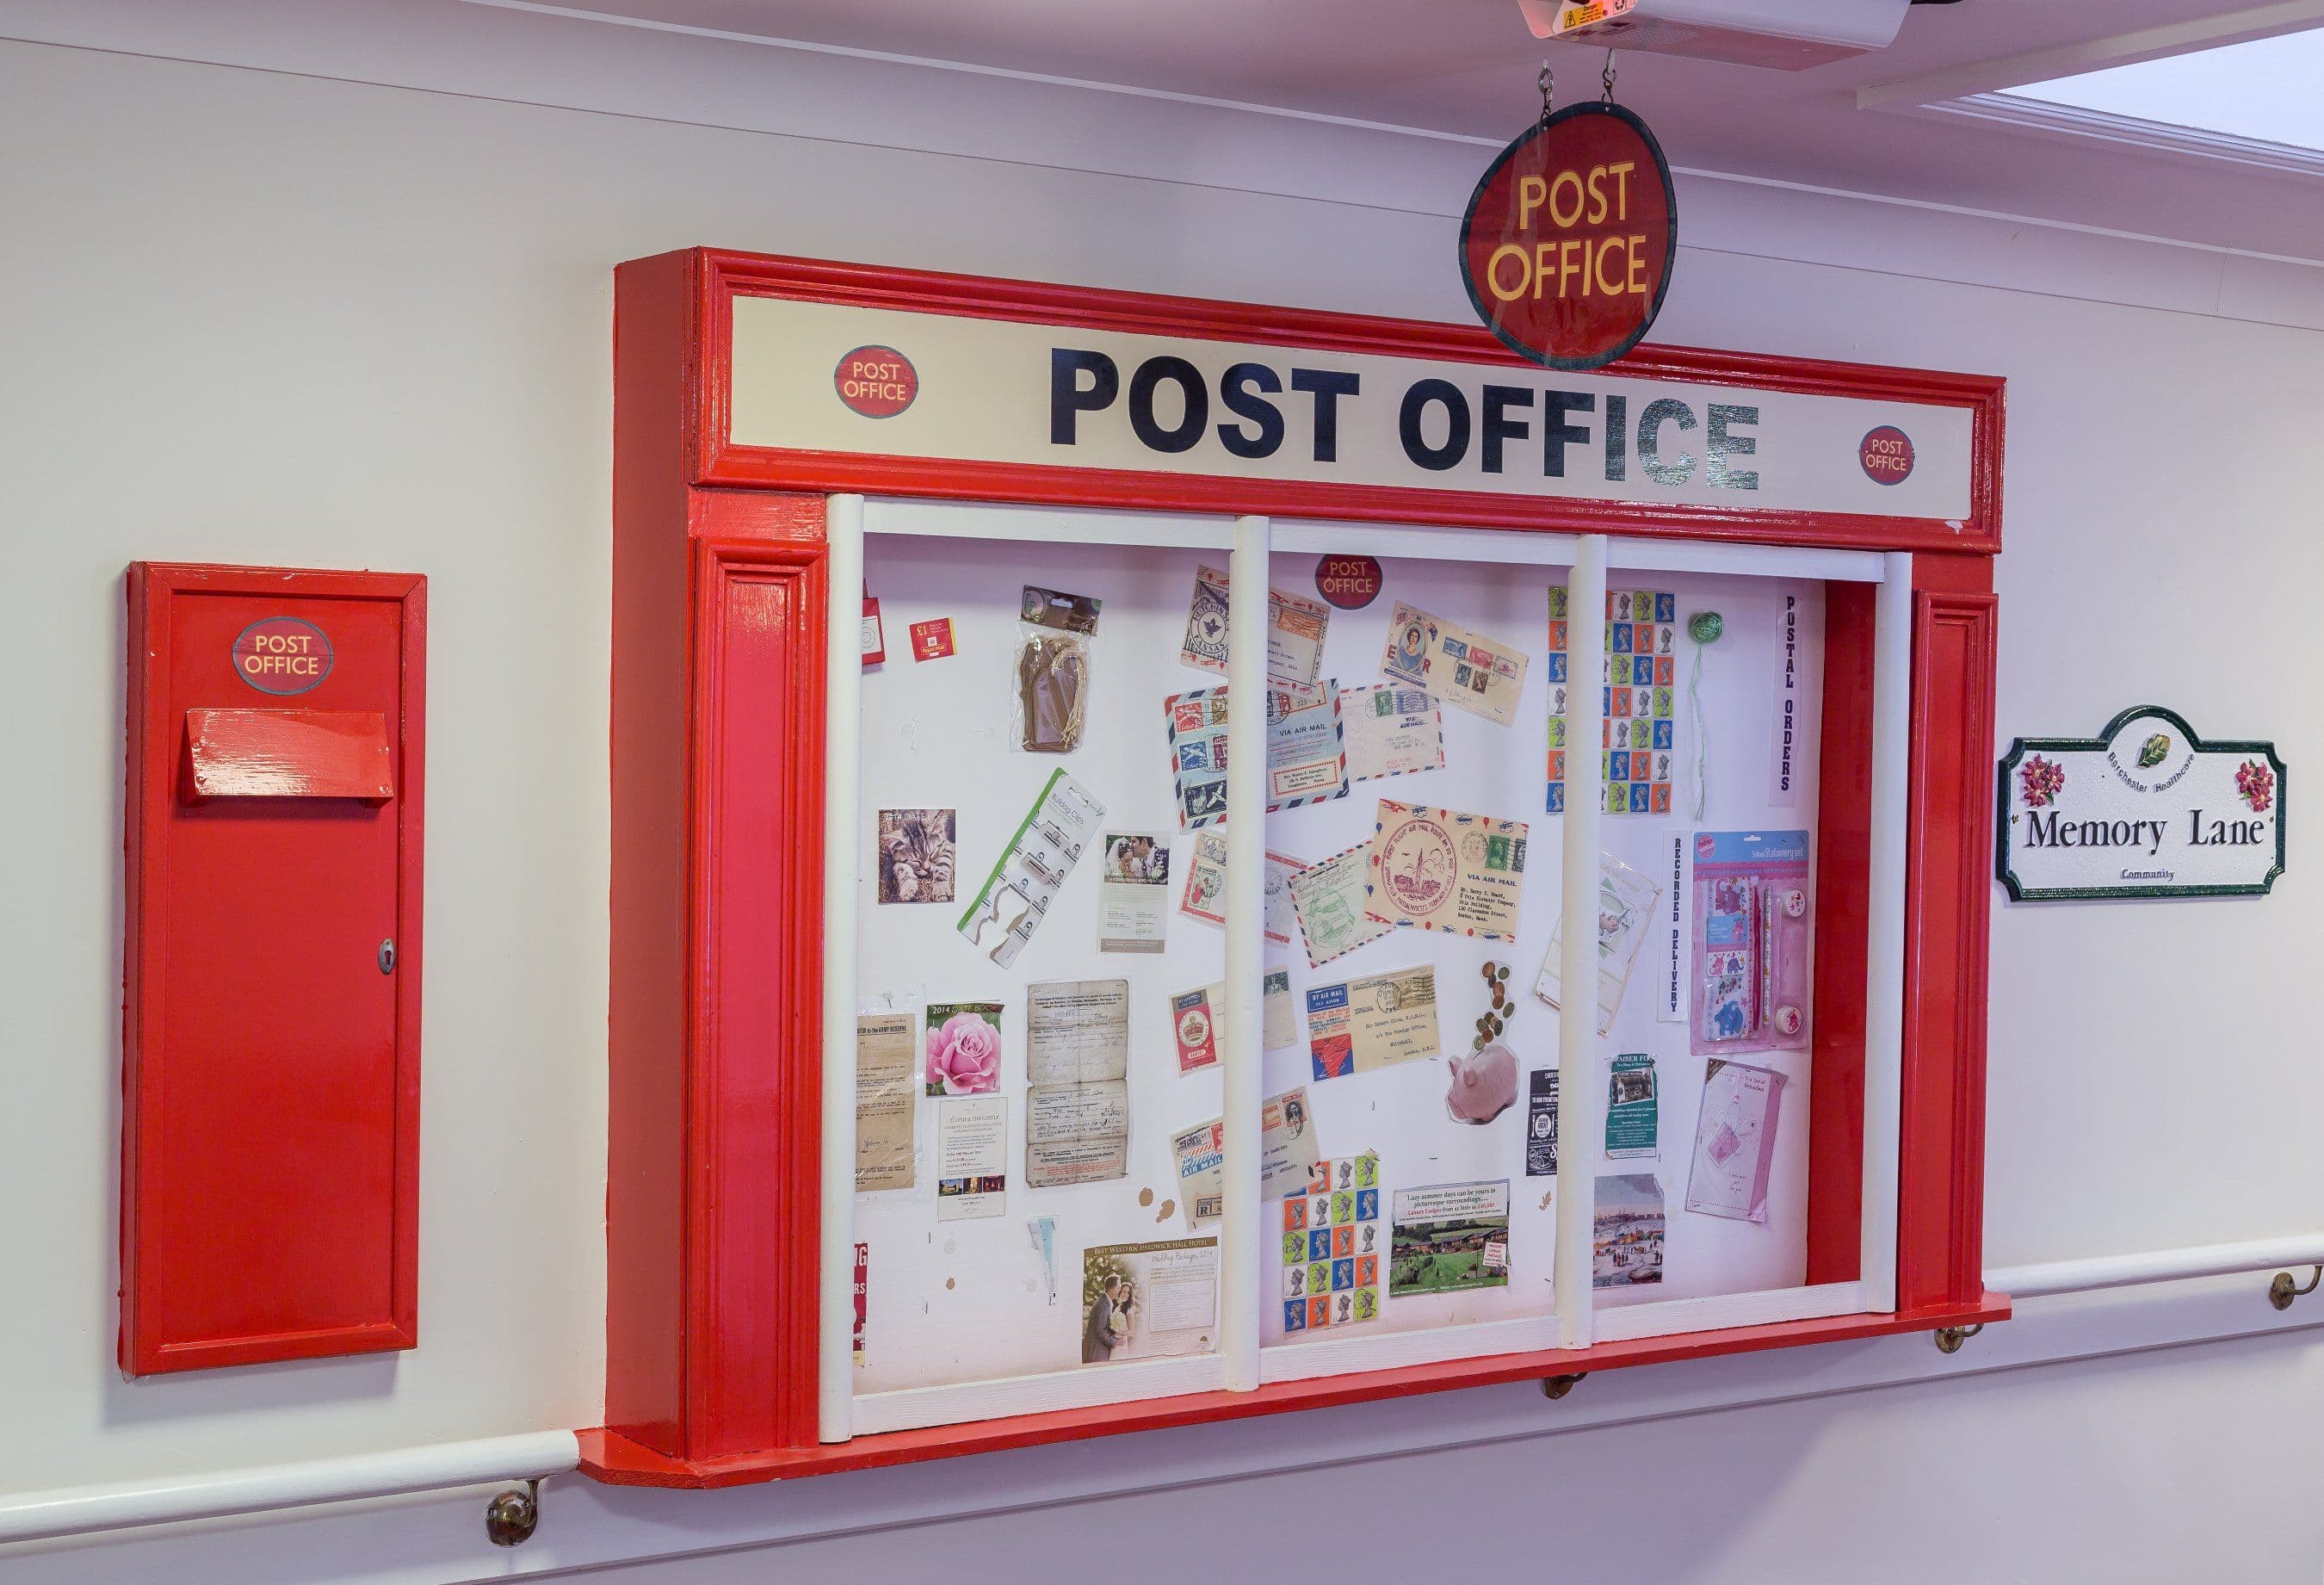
1689;829;1810;1055
1014;585;1100;752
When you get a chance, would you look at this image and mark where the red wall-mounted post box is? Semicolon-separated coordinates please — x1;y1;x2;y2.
122;562;427;1377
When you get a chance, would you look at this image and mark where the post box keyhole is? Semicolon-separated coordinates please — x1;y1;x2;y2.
378;938;396;975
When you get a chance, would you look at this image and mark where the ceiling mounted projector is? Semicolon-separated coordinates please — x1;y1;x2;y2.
1516;0;1919;69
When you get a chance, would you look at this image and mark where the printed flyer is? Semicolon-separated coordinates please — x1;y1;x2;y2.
1082;1238;1219;1364
1388;1179;1511;1297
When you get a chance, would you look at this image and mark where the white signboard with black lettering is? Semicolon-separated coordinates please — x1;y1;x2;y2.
730;295;1975;522
1997;708;2285;901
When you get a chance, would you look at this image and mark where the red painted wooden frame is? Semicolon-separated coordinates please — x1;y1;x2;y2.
594;248;2007;1487
122;562;427;1376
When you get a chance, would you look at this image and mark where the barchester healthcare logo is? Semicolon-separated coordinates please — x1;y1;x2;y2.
833;345;918;418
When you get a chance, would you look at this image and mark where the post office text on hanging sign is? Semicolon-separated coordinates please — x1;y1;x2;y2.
1458;102;1677;371
726;299;1975;521
1997;707;2286;901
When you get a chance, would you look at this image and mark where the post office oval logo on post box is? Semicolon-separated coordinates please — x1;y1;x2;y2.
833;344;918;418
1458;102;1677;372
232;616;334;695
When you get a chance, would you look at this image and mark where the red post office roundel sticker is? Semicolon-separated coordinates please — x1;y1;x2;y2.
232;616;333;696
1313;554;1384;610
1459;102;1677;371
1859;424;1915;486
833;345;918;418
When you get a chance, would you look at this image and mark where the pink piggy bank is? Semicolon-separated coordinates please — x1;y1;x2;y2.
1445;1042;1518;1125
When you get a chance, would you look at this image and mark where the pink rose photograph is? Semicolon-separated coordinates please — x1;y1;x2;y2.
924;1003;1004;1096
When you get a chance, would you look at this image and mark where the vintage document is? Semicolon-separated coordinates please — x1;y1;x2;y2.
1281;1152;1381;1333
1260;1086;1320;1199
1342;684;1446;783
1025;979;1130;1186
1288;843;1392;968
1097;832;1171;952
1365;800;1530;940
1171;1119;1225;1228
1534;850;1660;1034
1262;968;1296;1051
1081;1238;1219;1364
1179;564;1332;696
1169;983;1221;1074
1265;683;1349;808
1685;1059;1788;1223
1164;683;1348;829
1177;831;1301;946
957;769;1105;967
935;1095;1007;1221
1304;964;1442;1082
1380;601;1529;727
854;1011;917;1192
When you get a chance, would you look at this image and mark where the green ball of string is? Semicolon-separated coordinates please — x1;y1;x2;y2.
1688;611;1724;645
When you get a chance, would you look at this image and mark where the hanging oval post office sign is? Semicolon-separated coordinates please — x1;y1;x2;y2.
1459;100;1677;371
1997;707;2286;901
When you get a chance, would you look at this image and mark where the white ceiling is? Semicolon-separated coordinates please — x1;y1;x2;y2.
484;0;2324;259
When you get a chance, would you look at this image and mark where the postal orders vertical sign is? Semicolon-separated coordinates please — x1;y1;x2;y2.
1459;102;1677;372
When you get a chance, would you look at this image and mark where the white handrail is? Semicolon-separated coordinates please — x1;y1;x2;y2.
1989;1236;2324;1300
0;1430;578;1547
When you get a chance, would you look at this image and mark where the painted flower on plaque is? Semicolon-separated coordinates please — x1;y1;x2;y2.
2018;754;2067;808
2236;758;2276;814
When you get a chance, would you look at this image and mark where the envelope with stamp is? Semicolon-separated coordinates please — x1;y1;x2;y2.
1304;965;1442;1083
1364;799;1529;941
1379;601;1529;727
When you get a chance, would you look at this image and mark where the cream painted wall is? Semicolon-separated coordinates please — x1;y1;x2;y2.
3;7;2322;1577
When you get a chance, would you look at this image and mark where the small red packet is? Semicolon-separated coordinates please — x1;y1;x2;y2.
910;617;956;661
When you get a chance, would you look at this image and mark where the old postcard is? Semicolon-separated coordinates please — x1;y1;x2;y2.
1178;564;1332;695
1025;979;1130;1186
1260;1086;1320;1199
1169;983;1221;1074
1281;1152;1381;1333
1163;683;1348;830
1364;801;1529;940
935;1095;1007;1221
1288;843;1392;968
1170;975;1296;1074
1342;684;1446;783
1534;849;1660;1034
1262;968;1296;1051
854;1011;917;1192
1593;1173;1665;1287
1685;1059;1787;1223
1380;601;1529;727
1177;830;1301;946
1305;964;1441;1082
1388;1179;1510;1297
1097;832;1170;952
1170;1119;1225;1229
1082;1238;1219;1364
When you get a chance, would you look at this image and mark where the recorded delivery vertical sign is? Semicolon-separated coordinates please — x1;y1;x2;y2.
1996;706;2285;901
